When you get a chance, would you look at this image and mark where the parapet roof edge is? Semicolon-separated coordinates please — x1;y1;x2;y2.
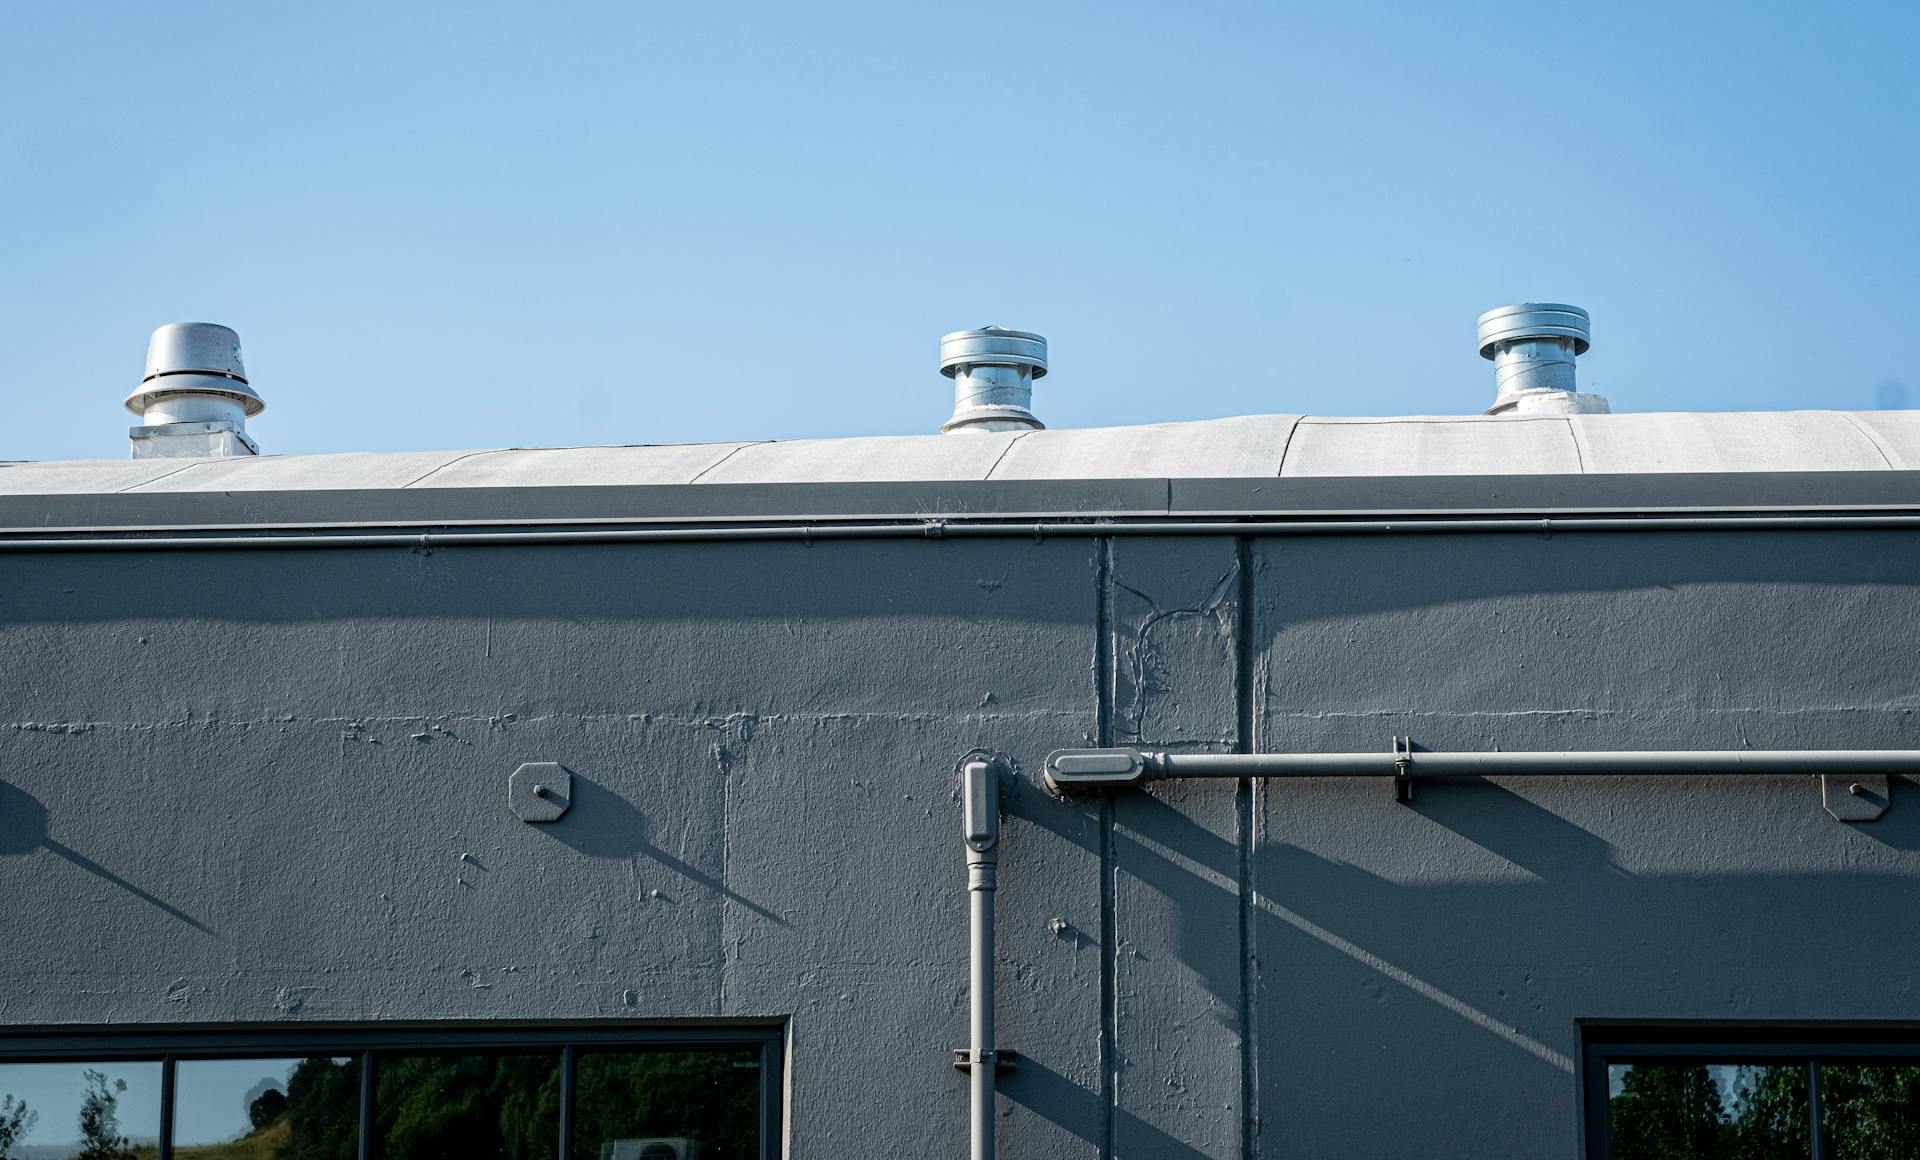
6;472;1920;534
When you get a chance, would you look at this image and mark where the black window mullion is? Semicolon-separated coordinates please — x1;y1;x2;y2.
358;1050;376;1160
158;1055;175;1160
1809;1059;1826;1160
760;1037;783;1160
556;1044;574;1160
1584;1050;1610;1160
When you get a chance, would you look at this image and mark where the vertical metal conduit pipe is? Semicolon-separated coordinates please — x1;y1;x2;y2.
962;757;1002;1160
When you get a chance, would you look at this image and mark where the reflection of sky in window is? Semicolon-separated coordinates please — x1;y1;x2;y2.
0;1061;161;1152
0;1059;352;1153
175;1058;338;1147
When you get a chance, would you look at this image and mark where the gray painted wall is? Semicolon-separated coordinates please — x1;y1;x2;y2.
2;528;1917;1157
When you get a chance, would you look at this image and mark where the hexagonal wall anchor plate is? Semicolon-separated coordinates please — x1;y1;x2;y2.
1823;773;1889;823
509;763;572;822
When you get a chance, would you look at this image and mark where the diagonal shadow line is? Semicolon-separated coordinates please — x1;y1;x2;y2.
1002;1054;1216;1158
638;841;789;928
1256;890;1572;1072
41;839;217;937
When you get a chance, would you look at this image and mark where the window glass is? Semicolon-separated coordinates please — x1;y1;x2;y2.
174;1056;358;1160
373;1052;558;1160
0;1034;773;1160
572;1049;761;1160
1606;1062;1807;1158
1821;1063;1920;1159
0;1061;162;1159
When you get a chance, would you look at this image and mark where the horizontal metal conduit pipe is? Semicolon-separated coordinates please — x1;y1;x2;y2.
1160;750;1920;777
3;512;1920;552
1044;747;1920;791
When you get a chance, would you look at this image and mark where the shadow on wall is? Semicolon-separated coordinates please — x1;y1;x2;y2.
1861;780;1920;852
1008;771;1920;1152
1120;773;1920;1045
0;780;215;935
1258;529;1920;626
0;538;1088;628
1001;1054;1215;1160
1243;776;1920;1151
535;773;787;927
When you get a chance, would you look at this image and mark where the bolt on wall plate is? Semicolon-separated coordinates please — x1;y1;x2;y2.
509;762;572;822
1822;773;1889;822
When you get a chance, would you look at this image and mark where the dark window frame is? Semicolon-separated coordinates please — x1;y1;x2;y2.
1582;1023;1920;1159
0;1022;783;1160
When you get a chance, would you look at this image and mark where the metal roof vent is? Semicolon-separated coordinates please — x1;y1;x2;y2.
1476;304;1610;416
125;322;265;458
938;326;1047;434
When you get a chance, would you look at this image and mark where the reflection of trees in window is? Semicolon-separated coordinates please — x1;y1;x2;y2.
1607;1061;1920;1157
159;1059;353;1160
1607;1064;1804;1158
1730;1065;1809;1155
1822;1065;1920;1159
77;1069;138;1160
373;1054;558;1160
0;1094;38;1160
265;1057;358;1160
1610;1064;1728;1157
573;1051;759;1160
248;1087;287;1133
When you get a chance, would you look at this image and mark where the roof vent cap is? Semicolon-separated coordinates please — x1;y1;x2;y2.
937;326;1047;434
124;322;264;458
1475;303;1609;416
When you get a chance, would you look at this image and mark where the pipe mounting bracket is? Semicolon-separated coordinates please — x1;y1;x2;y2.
952;1049;1018;1073
1822;773;1890;822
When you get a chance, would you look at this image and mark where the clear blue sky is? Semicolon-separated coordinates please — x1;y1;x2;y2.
3;1;1916;463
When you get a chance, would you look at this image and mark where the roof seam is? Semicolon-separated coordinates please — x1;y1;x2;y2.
981;431;1036;480
1837;412;1897;470
687;441;771;484
1269;414;1305;476
401;448;513;489
117;461;201;493
1566;417;1589;474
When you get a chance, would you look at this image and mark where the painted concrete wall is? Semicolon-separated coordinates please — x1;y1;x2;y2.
2;529;1917;1157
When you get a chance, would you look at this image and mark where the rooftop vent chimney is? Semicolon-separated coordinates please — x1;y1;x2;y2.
125;323;265;458
1476;304;1609;416
938;326;1046;433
